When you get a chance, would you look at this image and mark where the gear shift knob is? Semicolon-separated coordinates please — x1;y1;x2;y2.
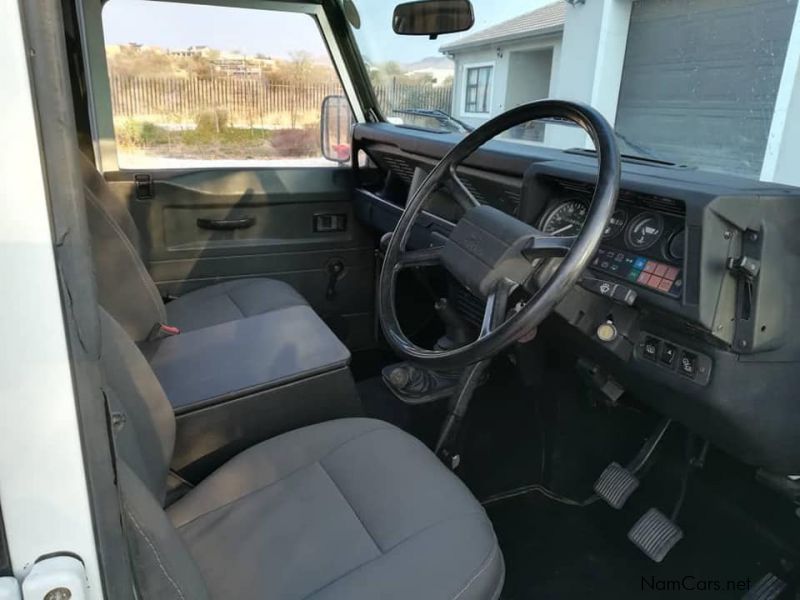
434;298;470;347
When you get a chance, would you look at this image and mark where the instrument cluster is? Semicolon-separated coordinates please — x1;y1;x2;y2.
539;194;687;297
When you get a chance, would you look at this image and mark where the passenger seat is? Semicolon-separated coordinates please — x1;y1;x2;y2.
81;156;310;341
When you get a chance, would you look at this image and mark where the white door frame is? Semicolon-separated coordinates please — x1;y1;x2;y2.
0;0;102;595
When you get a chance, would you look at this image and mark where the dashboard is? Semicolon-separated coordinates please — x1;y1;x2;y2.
351;122;800;474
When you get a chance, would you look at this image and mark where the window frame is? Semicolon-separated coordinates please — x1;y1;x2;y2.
462;62;494;117
79;0;364;172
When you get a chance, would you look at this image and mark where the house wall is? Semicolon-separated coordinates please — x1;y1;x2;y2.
449;34;562;129
506;49;552;109
446;0;800;185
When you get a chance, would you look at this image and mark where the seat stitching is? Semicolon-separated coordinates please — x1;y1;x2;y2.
225;288;246;318
125;506;187;600
451;542;500;600
173;424;394;529
300;511;489;600
318;462;383;554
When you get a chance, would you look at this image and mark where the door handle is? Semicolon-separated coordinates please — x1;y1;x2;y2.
196;216;256;231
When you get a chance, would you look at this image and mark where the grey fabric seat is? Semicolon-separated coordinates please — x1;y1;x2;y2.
100;310;505;600
164;277;307;333
82;156;308;341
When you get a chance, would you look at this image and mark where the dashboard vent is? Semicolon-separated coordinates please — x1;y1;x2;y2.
458;176;487;204
632;194;685;215
554;178;594;194
451;282;484;326
381;154;416;183
460;174;521;216
551;177;685;216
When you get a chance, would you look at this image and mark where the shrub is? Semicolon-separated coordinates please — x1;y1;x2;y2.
115;120;168;147
194;108;229;134
269;126;319;157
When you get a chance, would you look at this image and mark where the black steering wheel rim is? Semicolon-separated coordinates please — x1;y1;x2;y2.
379;100;621;370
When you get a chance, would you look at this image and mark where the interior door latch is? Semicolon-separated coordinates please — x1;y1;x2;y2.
326;260;345;300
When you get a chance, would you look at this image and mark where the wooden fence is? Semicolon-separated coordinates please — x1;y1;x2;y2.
109;75;454;128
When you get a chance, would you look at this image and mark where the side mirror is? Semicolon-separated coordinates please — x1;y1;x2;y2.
321;95;354;164
392;0;474;38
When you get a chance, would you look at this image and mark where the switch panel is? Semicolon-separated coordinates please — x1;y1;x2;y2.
313;213;347;233
592;248;683;298
636;332;712;385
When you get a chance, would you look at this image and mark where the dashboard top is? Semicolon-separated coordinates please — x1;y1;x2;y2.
354;123;799;198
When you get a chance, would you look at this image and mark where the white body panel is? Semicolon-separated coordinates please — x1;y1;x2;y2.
0;0;102;596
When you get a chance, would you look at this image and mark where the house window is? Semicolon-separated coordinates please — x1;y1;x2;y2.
464;65;492;114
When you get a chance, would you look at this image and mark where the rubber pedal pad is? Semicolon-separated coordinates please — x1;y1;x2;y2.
743;573;788;600
628;508;683;563
593;462;640;509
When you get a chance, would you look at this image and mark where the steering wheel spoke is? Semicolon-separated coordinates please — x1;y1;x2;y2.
396;245;443;270
523;232;577;259
479;279;517;338
448;164;482;210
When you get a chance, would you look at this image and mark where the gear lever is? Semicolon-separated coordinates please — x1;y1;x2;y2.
382;296;474;404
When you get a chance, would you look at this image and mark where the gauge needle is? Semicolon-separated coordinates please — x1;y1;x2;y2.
550;224;574;235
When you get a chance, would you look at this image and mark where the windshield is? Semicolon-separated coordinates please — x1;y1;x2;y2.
345;0;798;180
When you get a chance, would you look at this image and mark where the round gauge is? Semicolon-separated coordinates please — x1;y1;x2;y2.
540;200;588;237
625;211;664;251
668;228;685;261
603;208;628;240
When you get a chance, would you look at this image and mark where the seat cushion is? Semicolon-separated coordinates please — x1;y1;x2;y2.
165;278;307;333
168;418;504;600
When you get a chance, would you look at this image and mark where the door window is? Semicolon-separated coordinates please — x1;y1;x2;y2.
101;1;348;169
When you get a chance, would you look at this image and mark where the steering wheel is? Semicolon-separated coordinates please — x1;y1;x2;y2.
378;100;621;370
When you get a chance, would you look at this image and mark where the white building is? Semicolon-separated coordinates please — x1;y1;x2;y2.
442;0;800;185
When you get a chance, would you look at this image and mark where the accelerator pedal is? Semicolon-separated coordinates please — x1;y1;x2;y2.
743;573;787;600
594;462;640;509
628;508;683;563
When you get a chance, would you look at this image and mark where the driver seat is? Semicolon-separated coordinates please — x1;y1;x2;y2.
101;309;504;599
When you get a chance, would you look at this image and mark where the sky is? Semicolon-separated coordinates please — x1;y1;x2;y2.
102;0;554;63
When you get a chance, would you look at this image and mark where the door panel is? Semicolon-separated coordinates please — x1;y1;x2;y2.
105;167;376;349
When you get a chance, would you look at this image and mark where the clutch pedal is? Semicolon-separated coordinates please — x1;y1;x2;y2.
594;462;640;509
628;508;683;562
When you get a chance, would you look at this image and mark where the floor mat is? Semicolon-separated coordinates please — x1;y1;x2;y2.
487;448;799;599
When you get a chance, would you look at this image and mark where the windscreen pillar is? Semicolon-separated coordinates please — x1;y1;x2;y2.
546;0;632;149
761;5;800;186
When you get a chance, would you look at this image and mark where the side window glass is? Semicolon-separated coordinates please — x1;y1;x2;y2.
101;1;351;169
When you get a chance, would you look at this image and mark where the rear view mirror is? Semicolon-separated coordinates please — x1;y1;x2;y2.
320;95;354;164
392;0;474;38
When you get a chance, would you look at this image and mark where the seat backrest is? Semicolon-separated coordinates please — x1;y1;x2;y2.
82;156;166;341
99;308;210;599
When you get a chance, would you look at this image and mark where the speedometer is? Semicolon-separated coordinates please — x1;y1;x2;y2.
540;200;588;236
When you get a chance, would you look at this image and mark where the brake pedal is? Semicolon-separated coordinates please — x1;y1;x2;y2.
743;573;787;600
628;508;683;562
594;462;640;509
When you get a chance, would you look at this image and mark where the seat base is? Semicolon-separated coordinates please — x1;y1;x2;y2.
165;278;308;333
169;418;504;600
